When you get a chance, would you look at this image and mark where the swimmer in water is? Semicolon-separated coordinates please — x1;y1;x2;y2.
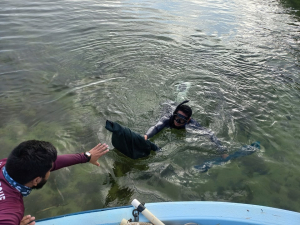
144;100;228;157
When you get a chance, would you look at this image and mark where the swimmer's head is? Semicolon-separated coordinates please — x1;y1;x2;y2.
175;104;192;119
172;101;192;127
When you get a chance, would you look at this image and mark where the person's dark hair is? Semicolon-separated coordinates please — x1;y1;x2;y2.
6;140;57;185
175;104;192;118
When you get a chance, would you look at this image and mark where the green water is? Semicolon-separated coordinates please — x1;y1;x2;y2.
0;0;300;220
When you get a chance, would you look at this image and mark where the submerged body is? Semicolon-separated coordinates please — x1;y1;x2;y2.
194;142;260;172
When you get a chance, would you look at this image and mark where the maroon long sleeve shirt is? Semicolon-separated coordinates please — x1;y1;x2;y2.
0;153;88;225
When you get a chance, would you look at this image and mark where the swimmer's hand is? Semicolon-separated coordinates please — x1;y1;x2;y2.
144;135;148;140
222;154;229;159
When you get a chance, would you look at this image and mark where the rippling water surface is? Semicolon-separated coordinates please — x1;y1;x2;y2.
1;0;300;219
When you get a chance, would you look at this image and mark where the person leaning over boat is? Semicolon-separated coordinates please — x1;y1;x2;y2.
0;140;109;225
144;100;228;157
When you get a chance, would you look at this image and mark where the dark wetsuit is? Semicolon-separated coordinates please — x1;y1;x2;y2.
145;112;225;151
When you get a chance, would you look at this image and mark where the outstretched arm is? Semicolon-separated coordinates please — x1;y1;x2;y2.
145;116;170;139
51;143;109;171
88;143;109;166
188;119;227;154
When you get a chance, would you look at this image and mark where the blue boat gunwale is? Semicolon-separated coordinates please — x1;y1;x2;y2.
36;205;133;222
36;201;300;224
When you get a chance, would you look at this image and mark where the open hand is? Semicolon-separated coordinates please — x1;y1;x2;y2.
221;153;229;159
88;143;109;166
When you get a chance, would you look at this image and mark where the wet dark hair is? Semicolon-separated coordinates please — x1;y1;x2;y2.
6;140;57;185
173;100;192;119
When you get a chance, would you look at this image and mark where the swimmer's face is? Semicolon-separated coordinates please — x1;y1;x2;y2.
173;110;190;127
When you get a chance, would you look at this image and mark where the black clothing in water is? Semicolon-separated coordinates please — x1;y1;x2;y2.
105;120;159;159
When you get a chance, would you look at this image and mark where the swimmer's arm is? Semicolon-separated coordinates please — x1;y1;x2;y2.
189;120;228;154
209;133;229;159
209;133;228;153
145;116;169;139
145;122;165;139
